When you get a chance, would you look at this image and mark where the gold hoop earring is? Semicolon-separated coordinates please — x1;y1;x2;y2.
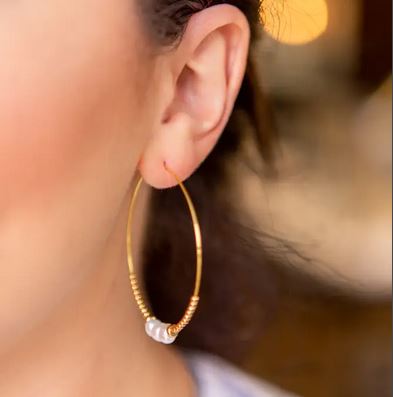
126;162;202;344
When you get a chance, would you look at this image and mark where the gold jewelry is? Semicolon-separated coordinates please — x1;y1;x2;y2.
126;162;202;344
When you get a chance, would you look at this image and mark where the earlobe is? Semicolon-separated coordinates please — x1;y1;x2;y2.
138;5;250;189
138;111;198;189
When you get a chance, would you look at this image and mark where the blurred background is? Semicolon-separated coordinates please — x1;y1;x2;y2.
234;0;391;396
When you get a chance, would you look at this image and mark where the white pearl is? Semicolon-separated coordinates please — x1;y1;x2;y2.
145;318;159;335
145;318;176;344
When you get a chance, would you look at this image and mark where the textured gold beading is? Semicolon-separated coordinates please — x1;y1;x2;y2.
126;163;203;341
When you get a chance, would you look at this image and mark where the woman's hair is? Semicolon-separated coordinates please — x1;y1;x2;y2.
140;0;278;362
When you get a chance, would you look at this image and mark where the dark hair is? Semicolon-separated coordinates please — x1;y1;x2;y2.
140;0;278;363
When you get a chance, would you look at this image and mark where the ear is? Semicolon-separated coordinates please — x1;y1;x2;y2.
138;4;250;188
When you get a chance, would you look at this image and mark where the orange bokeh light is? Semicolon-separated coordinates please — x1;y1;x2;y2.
260;0;329;45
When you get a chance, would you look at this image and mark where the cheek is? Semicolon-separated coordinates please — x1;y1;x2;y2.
0;0;147;211
0;82;107;207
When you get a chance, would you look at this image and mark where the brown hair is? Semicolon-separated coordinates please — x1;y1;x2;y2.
140;0;278;363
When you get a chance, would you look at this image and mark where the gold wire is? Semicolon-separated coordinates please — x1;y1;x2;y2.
126;163;203;337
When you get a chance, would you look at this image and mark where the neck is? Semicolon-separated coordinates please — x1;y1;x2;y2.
0;185;196;397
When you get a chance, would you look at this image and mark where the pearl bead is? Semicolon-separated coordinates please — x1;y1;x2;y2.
145;318;177;344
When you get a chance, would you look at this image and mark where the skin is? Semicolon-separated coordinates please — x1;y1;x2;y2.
0;1;250;396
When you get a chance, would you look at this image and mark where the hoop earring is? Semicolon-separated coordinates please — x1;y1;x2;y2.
126;162;202;344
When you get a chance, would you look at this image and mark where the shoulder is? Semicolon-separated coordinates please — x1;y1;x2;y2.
181;350;299;397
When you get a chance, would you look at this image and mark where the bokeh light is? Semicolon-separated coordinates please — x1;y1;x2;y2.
261;0;329;45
